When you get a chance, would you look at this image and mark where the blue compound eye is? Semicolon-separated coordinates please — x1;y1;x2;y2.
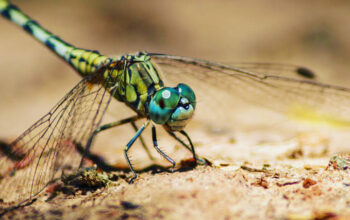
149;88;180;124
149;84;196;131
177;83;196;109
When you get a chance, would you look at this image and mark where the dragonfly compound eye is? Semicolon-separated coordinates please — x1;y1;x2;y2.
177;83;196;109
149;84;196;131
149;88;180;124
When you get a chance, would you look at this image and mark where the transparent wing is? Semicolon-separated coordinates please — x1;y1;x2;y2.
151;54;350;130
227;62;316;80
0;72;113;205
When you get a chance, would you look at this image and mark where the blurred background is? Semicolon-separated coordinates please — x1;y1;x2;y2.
1;0;350;165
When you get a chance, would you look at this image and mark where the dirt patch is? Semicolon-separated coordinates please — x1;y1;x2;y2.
2;137;350;219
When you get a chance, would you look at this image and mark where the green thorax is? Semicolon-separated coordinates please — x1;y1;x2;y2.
103;53;164;116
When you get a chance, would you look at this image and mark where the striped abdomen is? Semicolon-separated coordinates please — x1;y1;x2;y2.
0;0;110;76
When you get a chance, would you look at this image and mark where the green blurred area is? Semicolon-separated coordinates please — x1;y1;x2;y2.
1;0;350;137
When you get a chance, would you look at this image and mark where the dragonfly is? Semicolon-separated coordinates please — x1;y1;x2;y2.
2;0;350;207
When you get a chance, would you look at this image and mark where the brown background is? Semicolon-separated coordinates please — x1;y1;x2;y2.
2;0;350;219
2;0;350;138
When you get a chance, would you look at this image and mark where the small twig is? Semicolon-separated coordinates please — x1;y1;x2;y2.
240;165;270;173
276;181;301;187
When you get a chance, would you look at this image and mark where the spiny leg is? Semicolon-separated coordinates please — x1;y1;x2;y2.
79;115;142;168
168;130;200;163
152;125;176;170
167;131;191;152
131;121;154;161
125;120;150;183
179;130;198;162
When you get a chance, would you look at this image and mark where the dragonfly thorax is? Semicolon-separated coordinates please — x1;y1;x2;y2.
149;83;196;131
107;53;165;115
105;53;196;131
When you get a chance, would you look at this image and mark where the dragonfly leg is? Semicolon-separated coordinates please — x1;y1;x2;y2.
168;130;199;163
79;115;142;168
125;120;150;183
179;130;198;162
131;121;154;161
152;125;176;170
167;131;191;152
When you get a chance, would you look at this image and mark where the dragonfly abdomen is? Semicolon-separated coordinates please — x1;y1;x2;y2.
68;48;111;75
0;0;110;76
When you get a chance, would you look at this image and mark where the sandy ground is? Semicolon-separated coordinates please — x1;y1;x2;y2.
2;0;350;219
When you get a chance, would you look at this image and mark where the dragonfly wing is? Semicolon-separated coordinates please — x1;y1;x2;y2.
226;62;316;80
151;54;350;130
0;73;113;205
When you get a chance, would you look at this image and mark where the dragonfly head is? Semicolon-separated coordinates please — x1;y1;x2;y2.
149;83;196;131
